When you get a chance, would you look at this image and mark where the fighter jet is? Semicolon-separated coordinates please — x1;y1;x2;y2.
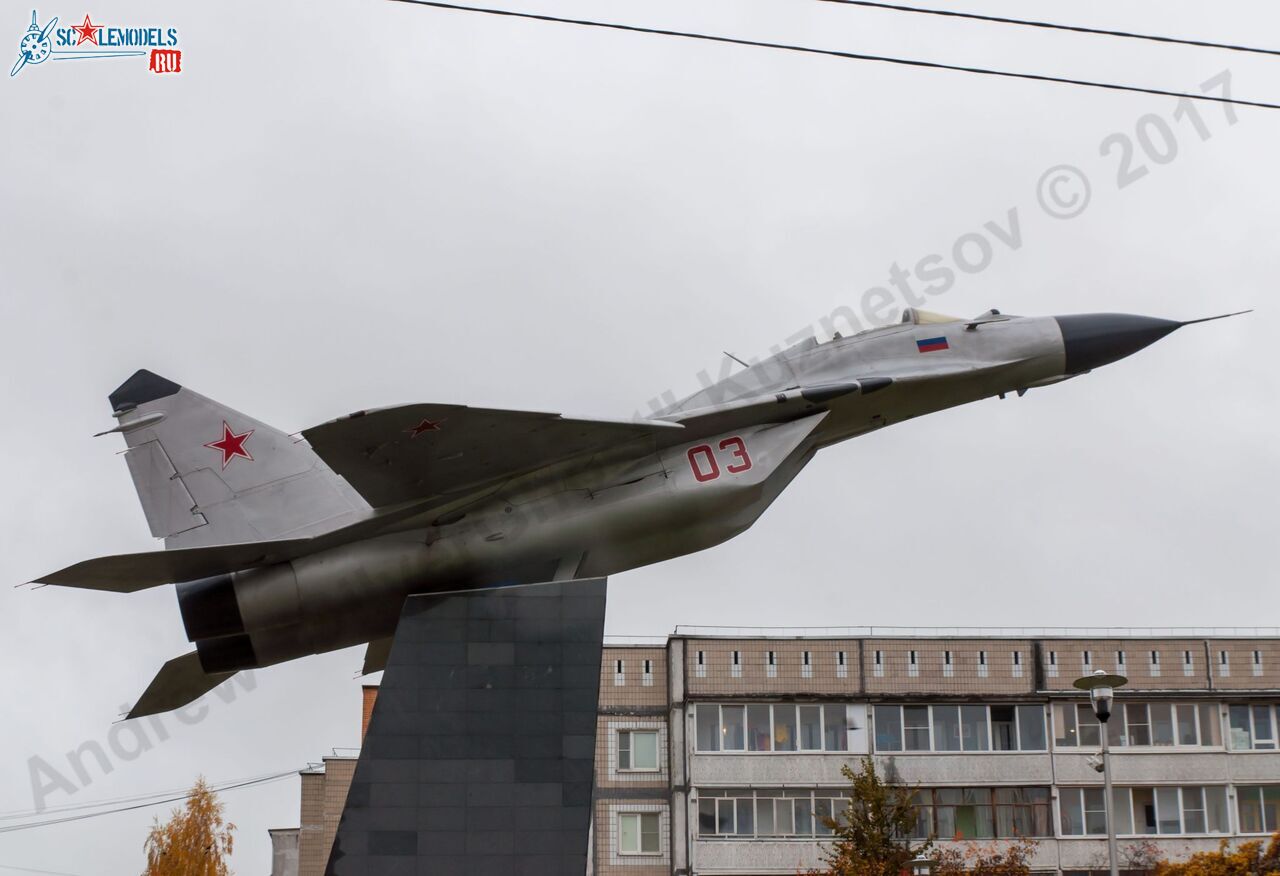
34;308;1244;717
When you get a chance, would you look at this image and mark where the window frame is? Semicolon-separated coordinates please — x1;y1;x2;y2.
1054;700;1223;750
694;702;855;754
617;811;662;855
1059;786;1232;838
873;703;1047;754
617;728;661;773
1228;703;1279;751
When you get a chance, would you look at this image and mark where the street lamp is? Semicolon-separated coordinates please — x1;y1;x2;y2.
1075;669;1128;876
909;854;934;876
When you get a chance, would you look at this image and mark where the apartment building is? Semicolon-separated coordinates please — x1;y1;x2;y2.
271;629;1280;876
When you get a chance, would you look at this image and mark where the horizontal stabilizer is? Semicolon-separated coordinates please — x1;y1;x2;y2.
127;651;234;719
34;538;312;592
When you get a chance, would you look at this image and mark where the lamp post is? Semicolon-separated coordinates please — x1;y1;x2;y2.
909;853;934;876
1075;669;1128;876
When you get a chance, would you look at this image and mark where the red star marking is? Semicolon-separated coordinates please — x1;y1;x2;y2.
405;418;444;438
72;14;101;46
204;421;255;469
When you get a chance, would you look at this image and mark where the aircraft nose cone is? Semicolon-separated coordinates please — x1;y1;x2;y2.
1055;313;1182;374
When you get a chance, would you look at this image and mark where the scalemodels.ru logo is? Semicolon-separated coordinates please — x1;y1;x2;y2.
10;9;182;77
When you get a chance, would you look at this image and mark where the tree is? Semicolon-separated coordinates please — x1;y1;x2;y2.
143;776;236;876
1153;833;1280;876
932;837;1040;876
805;756;933;876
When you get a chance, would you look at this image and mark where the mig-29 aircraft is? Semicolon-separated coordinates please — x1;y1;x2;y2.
33;308;1244;717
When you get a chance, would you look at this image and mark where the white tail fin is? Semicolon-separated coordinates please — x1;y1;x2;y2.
106;370;368;548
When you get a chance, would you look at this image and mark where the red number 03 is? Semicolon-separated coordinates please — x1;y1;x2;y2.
686;436;753;482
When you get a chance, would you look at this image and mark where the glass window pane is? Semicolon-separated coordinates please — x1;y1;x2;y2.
620;814;638;852
1252;706;1275;749
1237;787;1263;833
961;705;989;751
736;798;754;835
1083;788;1107;835
747;705;771;751
775;799;795;835
1175;705;1198;745
717;798;735;834
756;798;775;835
932;705;961;751
722;705;745;751
618;731;631;769
1204;787;1229;833
1125;703;1150;746
794;798;813;836
1133;788;1156;834
641;813;660;852
1156;787;1181;834
1229;705;1252;749
824;704;849;751
814;798;833;836
875;705;902;752
633;731;659;770
698;799;716;836
696;705;720;752
1181;787;1205;833
991;706;1016;751
1060;790;1083;835
1199;704;1221;746
1112;788;1133;836
1054;703;1078;747
1150;703;1174;746
773;705;797;752
904;706;931;751
1018;705;1047;751
1107;707;1126;747
799;705;823;750
1263;786;1280;832
1077;705;1101;746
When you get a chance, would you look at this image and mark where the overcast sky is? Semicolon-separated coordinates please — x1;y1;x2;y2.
2;0;1277;872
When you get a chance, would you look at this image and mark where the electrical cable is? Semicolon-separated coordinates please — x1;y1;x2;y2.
0;770;299;835
387;0;1280;110
814;1;1280;57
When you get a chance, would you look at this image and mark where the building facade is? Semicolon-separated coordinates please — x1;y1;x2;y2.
273;631;1280;876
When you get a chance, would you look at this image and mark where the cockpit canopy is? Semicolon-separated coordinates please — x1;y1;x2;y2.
901;307;964;325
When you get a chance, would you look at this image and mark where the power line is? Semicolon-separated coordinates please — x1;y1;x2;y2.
388;1;1280;110
0;770;299;835
815;1;1280;57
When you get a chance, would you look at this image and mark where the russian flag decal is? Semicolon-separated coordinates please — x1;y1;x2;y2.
917;336;949;353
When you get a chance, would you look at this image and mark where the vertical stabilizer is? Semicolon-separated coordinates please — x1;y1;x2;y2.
106;370;369;548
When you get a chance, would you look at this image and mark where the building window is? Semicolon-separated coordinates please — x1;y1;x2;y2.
978;650;989;678
870;649;880;678
696;649;706;679
731;649;741;678
1117;650;1126;668
618;812;660;854
908;650;919;678
802;650;813;679
695;703;851;753
1150;650;1161;678
1060;786;1229;836
1082;650;1092;669
766;650;777;678
1184;649;1195;677
873;704;1045;753
1229;704;1277;750
642;658;654;687
1236;786;1280;834
1053;701;1219;748
1047;650;1058;679
618;729;660;772
614;659;625;686
1220;650;1231;677
1012;650;1023;679
697;788;849;839
1254;650;1265;677
943;650;954;678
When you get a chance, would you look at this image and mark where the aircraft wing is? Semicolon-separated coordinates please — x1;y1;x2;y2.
302;404;684;508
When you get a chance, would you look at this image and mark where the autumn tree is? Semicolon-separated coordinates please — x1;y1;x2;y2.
932;836;1040;876
143;776;236;876
805;756;933;876
1154;833;1280;876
